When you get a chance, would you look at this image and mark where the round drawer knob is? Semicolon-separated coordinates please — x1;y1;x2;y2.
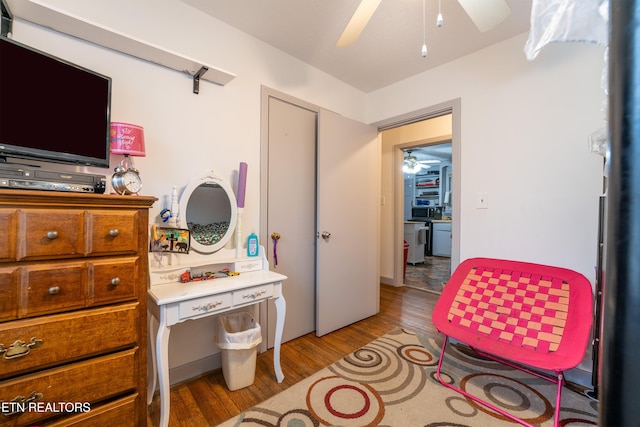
46;231;58;240
48;286;60;295
109;229;120;237
110;277;121;286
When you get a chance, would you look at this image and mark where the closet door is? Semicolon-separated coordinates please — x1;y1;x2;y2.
316;109;380;336
263;90;380;344
265;96;317;344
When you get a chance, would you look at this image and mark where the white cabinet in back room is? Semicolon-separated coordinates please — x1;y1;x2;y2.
432;221;452;257
404;222;428;264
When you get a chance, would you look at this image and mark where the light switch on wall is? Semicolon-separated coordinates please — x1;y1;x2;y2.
477;192;488;209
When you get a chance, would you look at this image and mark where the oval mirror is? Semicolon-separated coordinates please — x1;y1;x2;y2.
179;169;238;254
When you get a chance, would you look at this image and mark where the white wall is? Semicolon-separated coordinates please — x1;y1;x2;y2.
370;33;606;284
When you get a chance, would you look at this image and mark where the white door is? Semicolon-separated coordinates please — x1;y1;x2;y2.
265;96;317;345
316;109;380;336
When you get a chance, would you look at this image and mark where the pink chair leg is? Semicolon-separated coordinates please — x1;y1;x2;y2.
553;372;564;427
436;337;566;427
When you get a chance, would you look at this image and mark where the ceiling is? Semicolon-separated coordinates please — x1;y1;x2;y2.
406;143;452;164
182;0;533;93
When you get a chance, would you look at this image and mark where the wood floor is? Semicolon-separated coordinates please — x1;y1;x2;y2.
146;285;440;426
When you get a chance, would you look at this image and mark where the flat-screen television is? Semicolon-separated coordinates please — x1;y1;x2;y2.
0;36;112;168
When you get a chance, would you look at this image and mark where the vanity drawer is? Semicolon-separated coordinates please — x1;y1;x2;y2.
234;284;274;305
20;262;86;318
179;292;233;320
0;210;17;262
18;209;85;260
0;348;137;427
0;303;138;380
90;257;138;305
87;210;139;256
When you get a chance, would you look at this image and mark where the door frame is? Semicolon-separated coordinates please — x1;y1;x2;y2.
373;98;461;284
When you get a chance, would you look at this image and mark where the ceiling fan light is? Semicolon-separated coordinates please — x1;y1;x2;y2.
403;152;422;174
403;162;421;174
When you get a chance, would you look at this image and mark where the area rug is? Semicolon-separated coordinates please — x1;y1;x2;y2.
218;328;598;426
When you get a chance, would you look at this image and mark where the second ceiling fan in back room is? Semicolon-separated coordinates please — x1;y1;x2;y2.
403;150;440;174
337;0;512;47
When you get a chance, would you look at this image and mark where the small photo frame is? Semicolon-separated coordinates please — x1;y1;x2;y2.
151;227;191;254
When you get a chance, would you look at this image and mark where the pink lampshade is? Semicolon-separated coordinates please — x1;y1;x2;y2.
110;122;146;156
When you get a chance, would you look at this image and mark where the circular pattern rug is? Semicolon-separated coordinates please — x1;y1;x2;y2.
218;328;598;426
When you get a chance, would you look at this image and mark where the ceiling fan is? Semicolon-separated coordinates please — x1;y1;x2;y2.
337;0;512;47
403;150;439;174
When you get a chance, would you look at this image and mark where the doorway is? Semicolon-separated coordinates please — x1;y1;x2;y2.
402;143;452;294
375;98;461;288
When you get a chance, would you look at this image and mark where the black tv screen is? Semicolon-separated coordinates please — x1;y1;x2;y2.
0;36;111;168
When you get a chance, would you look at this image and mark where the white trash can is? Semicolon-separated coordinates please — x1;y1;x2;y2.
216;312;262;391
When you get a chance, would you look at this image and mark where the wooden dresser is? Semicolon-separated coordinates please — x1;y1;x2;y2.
0;190;155;426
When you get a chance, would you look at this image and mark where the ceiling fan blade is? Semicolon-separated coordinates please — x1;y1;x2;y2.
336;0;383;47
457;0;511;32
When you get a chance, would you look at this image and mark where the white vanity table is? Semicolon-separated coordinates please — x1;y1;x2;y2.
147;249;286;427
146;169;287;427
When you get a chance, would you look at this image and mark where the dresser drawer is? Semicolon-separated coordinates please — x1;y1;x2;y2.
0;348;137;427
233;284;274;305
0;210;17;262
44;393;139;427
20;262;86;318
18;209;85;260
0;303;138;380
0;267;18;322
87;210;139;256
179;292;233;320
90;257;138;306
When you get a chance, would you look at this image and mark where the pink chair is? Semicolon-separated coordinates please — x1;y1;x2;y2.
432;257;593;427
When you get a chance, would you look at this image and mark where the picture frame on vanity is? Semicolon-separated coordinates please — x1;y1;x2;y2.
152;227;191;253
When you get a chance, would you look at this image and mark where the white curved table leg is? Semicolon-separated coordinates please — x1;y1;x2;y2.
156;310;171;427
147;313;159;405
273;294;286;383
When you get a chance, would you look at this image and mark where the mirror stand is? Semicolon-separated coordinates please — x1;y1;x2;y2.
148;169;264;287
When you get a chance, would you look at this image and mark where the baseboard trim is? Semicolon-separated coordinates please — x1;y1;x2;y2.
380;276;401;286
168;353;221;386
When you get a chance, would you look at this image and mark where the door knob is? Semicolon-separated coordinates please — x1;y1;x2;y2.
271;232;281;267
321;231;331;240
